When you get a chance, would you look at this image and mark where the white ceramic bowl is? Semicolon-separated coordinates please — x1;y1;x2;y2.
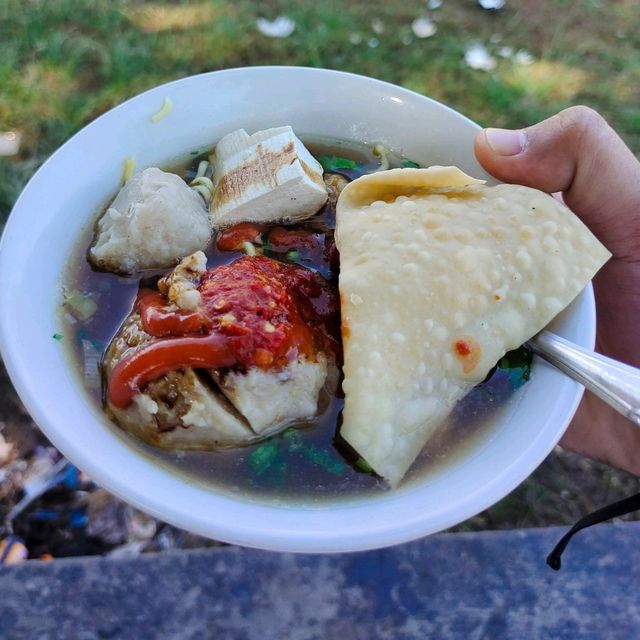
0;67;593;552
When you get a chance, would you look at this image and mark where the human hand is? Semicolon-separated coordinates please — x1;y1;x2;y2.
474;106;640;475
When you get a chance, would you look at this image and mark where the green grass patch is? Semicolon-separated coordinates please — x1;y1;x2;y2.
1;0;638;222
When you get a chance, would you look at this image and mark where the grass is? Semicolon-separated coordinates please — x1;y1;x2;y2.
1;0;640;220
1;0;639;533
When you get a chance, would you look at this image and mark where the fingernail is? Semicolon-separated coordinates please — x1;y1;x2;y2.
484;128;526;156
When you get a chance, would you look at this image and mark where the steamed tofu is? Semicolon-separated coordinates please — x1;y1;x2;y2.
210;126;328;228
216;355;329;435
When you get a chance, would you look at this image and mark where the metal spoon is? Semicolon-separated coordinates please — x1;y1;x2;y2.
527;330;640;427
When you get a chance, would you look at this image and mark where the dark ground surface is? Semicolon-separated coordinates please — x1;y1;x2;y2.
2;523;639;639
1;358;638;559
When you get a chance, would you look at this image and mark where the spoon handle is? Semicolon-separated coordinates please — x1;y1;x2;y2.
527;330;640;427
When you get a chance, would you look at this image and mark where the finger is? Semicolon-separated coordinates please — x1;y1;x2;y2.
474;106;640;260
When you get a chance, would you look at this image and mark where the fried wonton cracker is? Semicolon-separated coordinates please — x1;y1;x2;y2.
336;167;611;485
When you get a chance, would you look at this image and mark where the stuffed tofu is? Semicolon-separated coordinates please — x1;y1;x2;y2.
103;252;339;449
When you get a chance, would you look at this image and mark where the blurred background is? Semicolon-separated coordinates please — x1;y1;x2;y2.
0;0;639;560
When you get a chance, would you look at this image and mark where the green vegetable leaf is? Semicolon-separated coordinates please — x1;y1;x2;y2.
402;159;421;168
498;345;532;388
317;155;360;172
303;444;346;476
283;428;304;452
248;440;280;475
284;428;345;476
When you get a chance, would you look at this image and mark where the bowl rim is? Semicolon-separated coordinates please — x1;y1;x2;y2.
0;66;592;552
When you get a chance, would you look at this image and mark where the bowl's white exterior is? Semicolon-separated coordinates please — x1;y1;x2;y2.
0;67;593;552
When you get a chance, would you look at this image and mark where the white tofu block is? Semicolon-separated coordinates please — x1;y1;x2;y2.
210;126;328;228
217;355;328;436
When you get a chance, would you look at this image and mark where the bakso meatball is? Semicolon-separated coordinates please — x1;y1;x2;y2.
89;168;212;274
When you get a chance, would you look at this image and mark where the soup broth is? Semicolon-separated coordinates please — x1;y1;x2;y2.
59;139;532;502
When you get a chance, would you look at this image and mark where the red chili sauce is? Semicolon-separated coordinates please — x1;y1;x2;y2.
107;256;340;409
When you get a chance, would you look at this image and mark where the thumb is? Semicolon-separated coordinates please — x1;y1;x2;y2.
474;106;640;261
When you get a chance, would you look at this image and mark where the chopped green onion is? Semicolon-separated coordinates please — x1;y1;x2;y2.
355;457;373;473
402;159;421;168
241;241;256;257
285;250;300;261
52;333;63;341
64;290;98;321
